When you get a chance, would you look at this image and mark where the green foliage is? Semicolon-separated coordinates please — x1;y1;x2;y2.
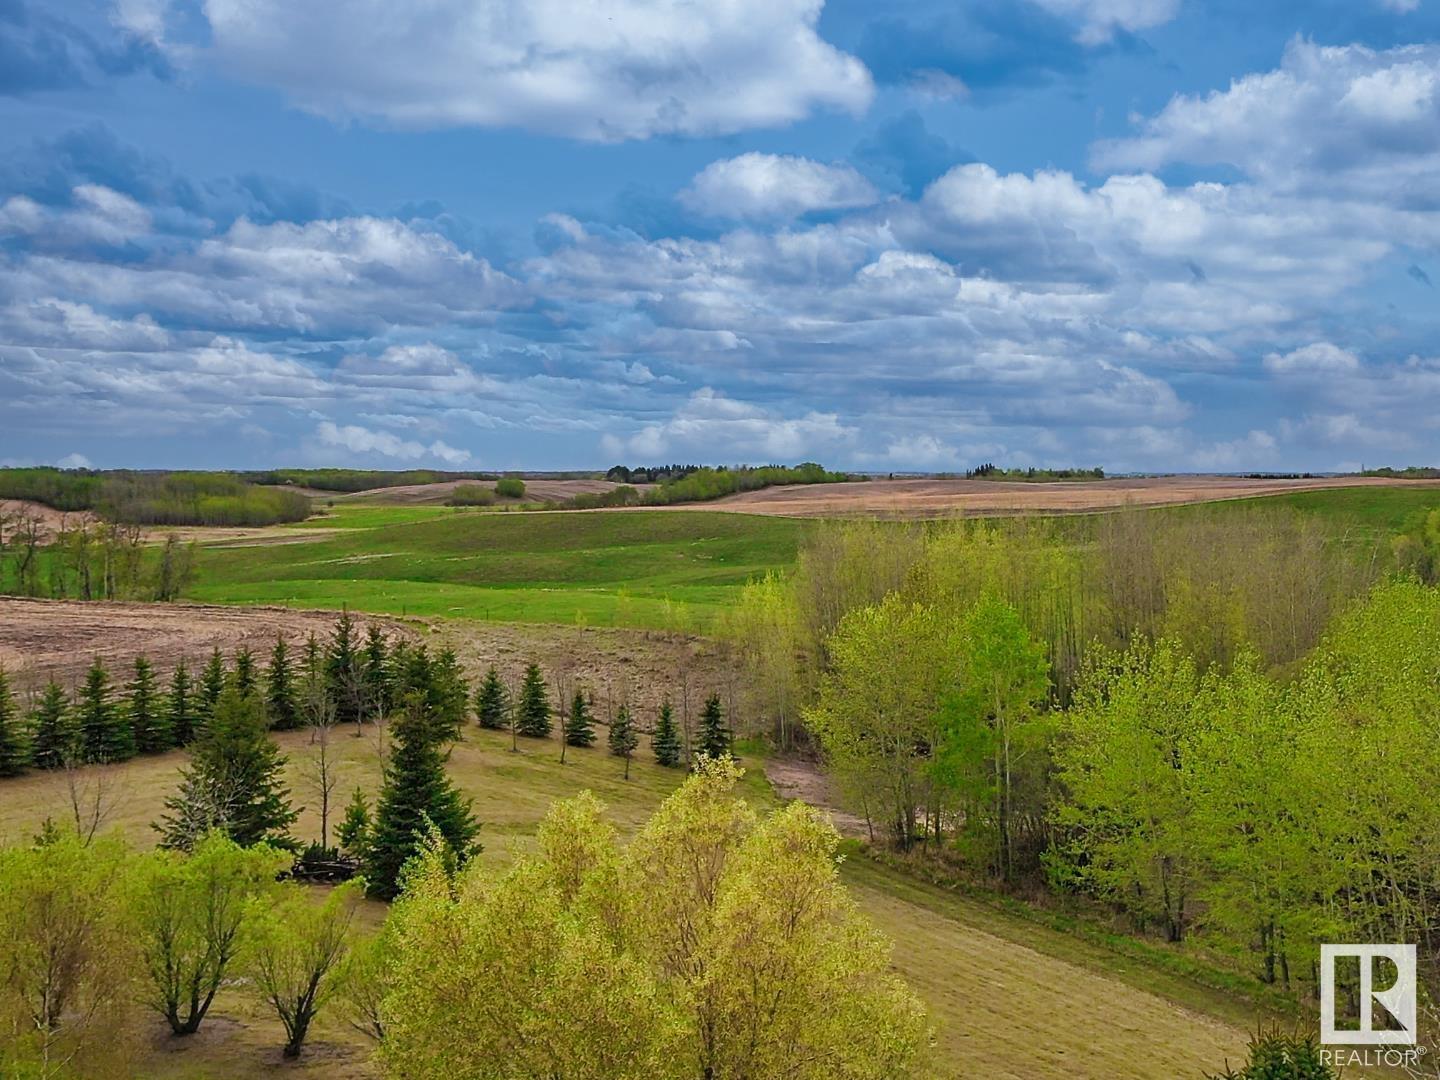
166;661;197;746
77;657;135;763
494;476;527;499
364;699;480;900
474;666;509;730
966;463;1105;481
1049;639;1206;942
805;594;959;849
696;693;730;760
0;668;26;776
133;832;288;1035
563;688;596;748
127;655;170;754
197;648;227;734
157;687;298;851
247;879;362;1059
232;646;258;696
652;699;682;767
0;829;140;1077
248;467;489;492
516;662;553;738
446;482;496;506
265;636;302;730
380;761;929;1080
426;648;470;742
0;467;311;526
1207;1029;1338;1080
27;681;72;769
934;594;1050;881
337;787;372;861
608;703;639;764
326;609;363;726
635;462;850;507
362;624;392;717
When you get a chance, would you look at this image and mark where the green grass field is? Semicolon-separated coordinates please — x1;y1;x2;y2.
179;487;1440;633
188;510;809;631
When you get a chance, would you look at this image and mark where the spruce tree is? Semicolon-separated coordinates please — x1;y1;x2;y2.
697;694;731;761
337;787;371;861
564;689;596;748
475;667;509;730
515;663;552;738
652;699;683;767
0;667;28;776
28;682;72;769
326;609;362;726
158;687;297;851
232;647;258;697
77;658;134;763
607;703;639;780
128;656;169;754
197;649;227;734
362;625;391;718
167;662;197;747
266;636;302;731
364;697;479;900
427;648;469;743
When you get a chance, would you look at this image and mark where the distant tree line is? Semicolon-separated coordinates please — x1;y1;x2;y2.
244;468;497;492
965;463;1105;481
0;468;311;526
1361;464;1440;479
571;462;851;509
604;463;704;484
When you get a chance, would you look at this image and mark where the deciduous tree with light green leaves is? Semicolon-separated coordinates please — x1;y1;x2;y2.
933;593;1050;880
1049;638;1209;943
247;879;363;1059
380;760;929;1080
133;832;288;1035
804;593;959;849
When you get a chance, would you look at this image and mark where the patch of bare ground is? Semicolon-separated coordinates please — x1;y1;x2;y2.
0;598;408;691
337;478;643;504
703;474;1440;518
763;757;870;839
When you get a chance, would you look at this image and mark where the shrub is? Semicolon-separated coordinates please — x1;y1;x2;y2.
495;477;527;499
446;483;496;507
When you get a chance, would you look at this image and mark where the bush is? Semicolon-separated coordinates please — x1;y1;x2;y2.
495;477;527;499
446;483;495;507
1206;1029;1337;1079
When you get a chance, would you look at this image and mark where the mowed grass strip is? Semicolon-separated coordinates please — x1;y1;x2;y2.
187;510;808;630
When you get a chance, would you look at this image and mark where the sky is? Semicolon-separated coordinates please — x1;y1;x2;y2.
2;0;1439;473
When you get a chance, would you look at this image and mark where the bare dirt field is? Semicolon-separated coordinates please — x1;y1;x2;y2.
0;599;738;725
705;474;1440;518
0;599;406;690
338;478;640;504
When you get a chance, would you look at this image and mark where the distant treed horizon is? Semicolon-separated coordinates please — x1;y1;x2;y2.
1;0;1438;473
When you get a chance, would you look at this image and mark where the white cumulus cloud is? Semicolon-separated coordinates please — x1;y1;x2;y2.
185;0;872;141
682;153;880;219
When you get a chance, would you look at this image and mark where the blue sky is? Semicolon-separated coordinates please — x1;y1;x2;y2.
2;0;1439;472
